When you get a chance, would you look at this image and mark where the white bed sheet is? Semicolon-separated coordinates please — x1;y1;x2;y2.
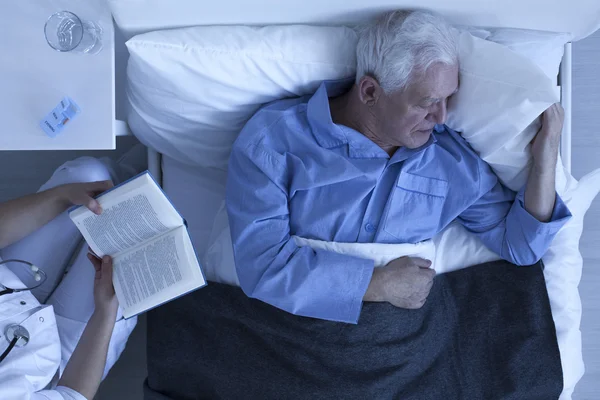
161;156;226;259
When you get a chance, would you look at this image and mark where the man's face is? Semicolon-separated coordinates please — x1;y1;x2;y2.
365;63;459;149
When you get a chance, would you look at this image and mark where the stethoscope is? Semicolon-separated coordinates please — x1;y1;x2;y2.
0;259;47;363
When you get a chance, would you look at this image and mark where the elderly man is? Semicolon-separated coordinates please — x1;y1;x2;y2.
226;10;571;323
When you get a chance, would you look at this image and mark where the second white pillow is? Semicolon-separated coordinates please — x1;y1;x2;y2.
446;31;559;191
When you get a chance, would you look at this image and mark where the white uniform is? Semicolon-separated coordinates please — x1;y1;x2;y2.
0;157;138;400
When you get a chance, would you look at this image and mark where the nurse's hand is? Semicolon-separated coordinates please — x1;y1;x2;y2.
87;254;119;315
56;180;114;215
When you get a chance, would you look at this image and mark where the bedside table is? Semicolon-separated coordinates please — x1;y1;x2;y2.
0;0;115;150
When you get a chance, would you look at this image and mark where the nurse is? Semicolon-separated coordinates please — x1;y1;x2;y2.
0;151;144;400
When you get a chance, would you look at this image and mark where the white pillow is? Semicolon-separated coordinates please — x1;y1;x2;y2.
459;26;571;81
455;28;569;191
485;28;571;82
450;28;569;192
126;25;357;170
446;31;560;191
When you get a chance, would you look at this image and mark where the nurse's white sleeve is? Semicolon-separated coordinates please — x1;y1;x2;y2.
33;386;87;400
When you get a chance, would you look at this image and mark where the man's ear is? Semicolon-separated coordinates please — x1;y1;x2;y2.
357;76;382;107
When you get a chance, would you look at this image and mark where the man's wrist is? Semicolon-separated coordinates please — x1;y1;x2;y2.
364;268;386;302
531;160;557;177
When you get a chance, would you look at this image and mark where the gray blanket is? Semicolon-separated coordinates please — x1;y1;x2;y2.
144;260;562;400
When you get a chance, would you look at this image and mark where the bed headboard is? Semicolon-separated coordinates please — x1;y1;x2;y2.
108;0;600;41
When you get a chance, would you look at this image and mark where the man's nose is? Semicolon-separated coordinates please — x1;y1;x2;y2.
433;100;447;125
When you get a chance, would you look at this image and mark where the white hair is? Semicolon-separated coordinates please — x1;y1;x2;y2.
355;10;459;93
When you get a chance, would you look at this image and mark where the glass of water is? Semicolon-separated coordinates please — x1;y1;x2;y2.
44;11;103;54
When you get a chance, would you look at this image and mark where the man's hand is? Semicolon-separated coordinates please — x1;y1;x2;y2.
364;256;436;309
87;254;119;315
54;180;113;215
531;103;564;170
524;103;563;222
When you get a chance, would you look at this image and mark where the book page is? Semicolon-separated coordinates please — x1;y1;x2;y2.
70;173;183;257
112;225;206;318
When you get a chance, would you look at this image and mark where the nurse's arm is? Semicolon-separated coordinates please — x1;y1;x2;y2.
0;181;111;248
57;307;117;399
58;255;118;400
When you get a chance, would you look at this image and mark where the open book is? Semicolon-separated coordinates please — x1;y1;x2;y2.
69;171;206;319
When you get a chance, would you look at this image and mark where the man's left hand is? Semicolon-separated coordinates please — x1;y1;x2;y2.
531;103;564;170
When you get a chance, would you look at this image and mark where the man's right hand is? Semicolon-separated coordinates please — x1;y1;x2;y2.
363;256;436;309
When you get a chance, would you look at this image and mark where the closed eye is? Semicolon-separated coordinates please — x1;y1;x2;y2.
421;99;441;108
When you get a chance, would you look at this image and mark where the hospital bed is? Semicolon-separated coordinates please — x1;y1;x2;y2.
106;0;600;398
